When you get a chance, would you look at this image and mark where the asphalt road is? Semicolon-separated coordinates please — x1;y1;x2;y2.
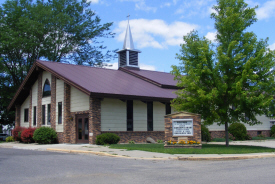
1;148;275;184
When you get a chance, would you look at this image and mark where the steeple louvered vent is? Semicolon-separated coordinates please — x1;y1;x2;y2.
119;51;127;66
129;51;138;66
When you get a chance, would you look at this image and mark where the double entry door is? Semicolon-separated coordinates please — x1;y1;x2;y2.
76;114;89;143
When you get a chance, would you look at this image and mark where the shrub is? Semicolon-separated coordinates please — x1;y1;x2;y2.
96;133;120;145
212;138;226;142
33;127;57;144
246;134;252;140
12;127;26;141
271;125;275;137
157;139;163;143
21;128;36;143
228;122;247;140
6;136;14;142
201;124;211;142
128;140;135;144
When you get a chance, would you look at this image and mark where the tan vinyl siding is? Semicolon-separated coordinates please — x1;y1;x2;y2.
153;102;165;131
70;86;89;112
101;99;126;131
133;100;147;131
20;96;30;127
56;79;64;132
208;115;271;131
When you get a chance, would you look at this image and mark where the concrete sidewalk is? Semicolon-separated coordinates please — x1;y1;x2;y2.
1;140;275;161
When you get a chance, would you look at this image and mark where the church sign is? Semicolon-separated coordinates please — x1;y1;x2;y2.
172;119;193;136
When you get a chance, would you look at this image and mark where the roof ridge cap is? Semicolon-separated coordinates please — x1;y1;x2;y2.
37;60;118;71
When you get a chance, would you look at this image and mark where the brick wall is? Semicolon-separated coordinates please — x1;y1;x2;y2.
28;88;32;127
102;131;165;143
210;130;270;139
50;75;56;130
15;105;21;127
37;73;42;127
63;83;71;143
165;115;202;143
89;97;101;144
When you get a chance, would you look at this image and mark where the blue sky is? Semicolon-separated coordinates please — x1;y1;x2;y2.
1;0;275;72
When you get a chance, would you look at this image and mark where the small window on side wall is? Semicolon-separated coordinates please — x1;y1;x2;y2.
24;108;29;122
43;79;51;97
58;102;62;124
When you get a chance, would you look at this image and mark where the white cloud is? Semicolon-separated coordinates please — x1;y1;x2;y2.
205;31;216;42
256;1;275;20
160;3;171;8
88;0;99;3
269;42;275;50
118;0;157;12
114;19;199;49
175;0;215;18
104;62;156;71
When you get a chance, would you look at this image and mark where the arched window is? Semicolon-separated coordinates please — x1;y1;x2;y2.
43;79;51;97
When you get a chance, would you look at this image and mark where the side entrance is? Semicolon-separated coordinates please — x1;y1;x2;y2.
76;114;89;143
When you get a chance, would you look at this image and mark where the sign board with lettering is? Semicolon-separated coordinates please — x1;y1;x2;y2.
172;119;193;136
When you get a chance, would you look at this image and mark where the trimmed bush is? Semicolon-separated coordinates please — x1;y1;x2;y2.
96;133;120;145
271;125;275;137
201;124;211;142
12;127;26;141
33;127;57;144
21;128;36;143
228;122;247;141
6;136;14;142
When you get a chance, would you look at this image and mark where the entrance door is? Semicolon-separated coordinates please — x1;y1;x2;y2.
76;115;89;143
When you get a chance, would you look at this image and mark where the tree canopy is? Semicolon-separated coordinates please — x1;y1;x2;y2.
172;0;275;146
0;0;115;125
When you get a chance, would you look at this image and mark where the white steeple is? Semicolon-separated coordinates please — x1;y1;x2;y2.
123;16;135;50
116;15;141;69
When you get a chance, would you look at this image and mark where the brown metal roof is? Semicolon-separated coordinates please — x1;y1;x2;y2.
8;60;178;110
119;67;178;88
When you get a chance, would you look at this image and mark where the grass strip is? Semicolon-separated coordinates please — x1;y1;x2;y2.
109;144;275;154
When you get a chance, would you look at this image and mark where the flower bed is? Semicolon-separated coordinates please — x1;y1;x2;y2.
164;140;202;149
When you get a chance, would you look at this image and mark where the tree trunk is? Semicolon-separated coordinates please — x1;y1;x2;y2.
225;121;229;147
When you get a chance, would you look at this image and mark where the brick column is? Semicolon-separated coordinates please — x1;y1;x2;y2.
64;83;71;143
89;97;101;144
15;105;21;128
51;75;56;130
37;72;42;127
29;88;32;127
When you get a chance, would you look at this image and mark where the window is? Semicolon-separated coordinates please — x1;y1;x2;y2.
58;102;62;124
147;102;153;131
24;108;29;122
43;79;51;97
42;105;46;125
33;106;36;126
165;103;171;115
127;100;133;131
47;104;51;125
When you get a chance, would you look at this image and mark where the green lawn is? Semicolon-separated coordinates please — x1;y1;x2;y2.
109;144;275;154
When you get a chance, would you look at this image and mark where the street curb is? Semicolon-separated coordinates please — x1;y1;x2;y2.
177;154;275;161
46;148;177;160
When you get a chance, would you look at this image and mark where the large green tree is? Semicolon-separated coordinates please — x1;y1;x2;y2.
172;0;275;146
0;0;115;126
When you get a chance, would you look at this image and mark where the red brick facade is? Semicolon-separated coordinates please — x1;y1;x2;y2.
164;113;202;143
210;130;270;139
